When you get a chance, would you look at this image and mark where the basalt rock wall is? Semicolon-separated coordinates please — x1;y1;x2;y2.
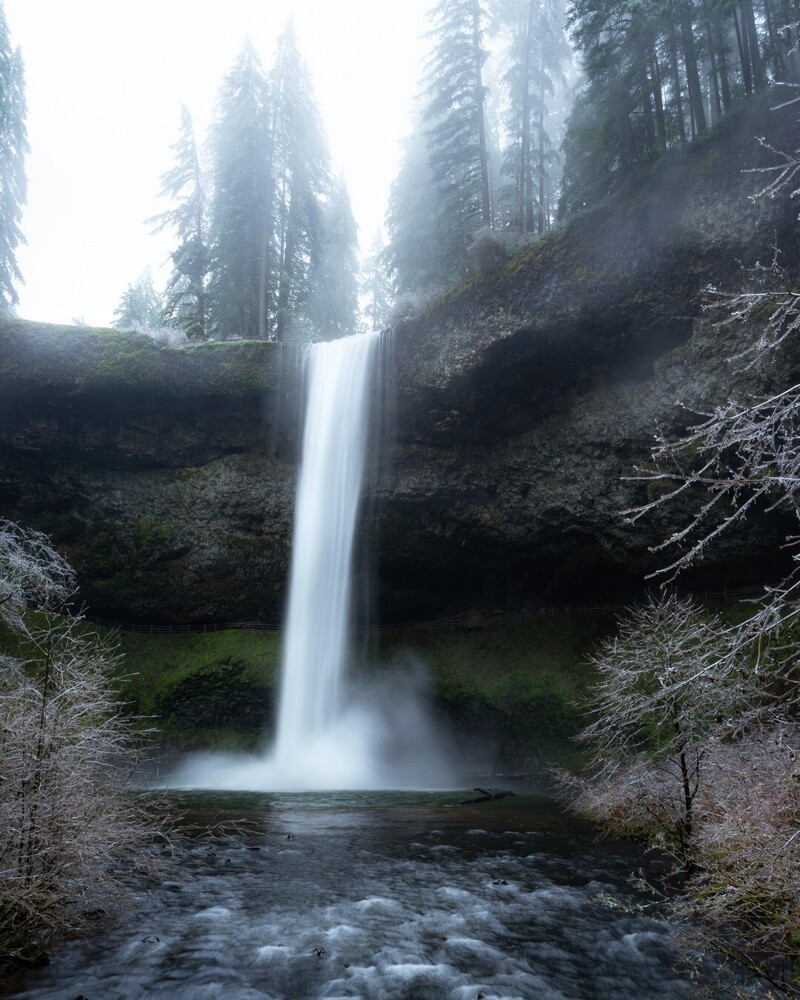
1;99;797;623
377;99;799;618
0;325;303;622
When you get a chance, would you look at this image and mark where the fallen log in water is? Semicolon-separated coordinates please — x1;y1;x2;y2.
459;787;516;805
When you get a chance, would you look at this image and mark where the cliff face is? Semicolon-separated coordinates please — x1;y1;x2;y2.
1;100;797;623
376;100;799;617
0;325;301;621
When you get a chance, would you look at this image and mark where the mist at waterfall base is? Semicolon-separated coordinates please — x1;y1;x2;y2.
170;332;457;792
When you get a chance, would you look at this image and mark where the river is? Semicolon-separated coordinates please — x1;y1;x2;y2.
4;788;718;999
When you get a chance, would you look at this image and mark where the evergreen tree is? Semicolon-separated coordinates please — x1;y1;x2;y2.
494;0;571;236
384;126;459;297
207;42;272;340
112;268;164;332
423;0;493;238
151;106;209;341
386;1;502;296
309;177;360;340
361;229;393;333
269;23;331;343
0;2;27;315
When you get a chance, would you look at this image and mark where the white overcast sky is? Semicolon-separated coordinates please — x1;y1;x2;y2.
4;0;431;327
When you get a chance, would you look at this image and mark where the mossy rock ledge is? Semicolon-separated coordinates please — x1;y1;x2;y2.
1;99;798;623
0;327;299;622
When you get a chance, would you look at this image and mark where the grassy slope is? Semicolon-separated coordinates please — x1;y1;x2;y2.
115;628;282;751
114;615;614;762
382;615;613;768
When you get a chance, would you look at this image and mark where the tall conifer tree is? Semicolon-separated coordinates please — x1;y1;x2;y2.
151;106;209;340
207;42;272;340
385;126;459;297
309;177;361;340
0;2;27;315
112;268;164;332
423;0;493;236
269;23;331;343
386;1;494;297
361;230;393;333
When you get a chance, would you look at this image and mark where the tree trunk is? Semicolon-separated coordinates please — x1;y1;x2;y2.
667;17;688;145
701;0;723;123
784;0;800;80
472;0;492;228
637;27;657;152
763;0;785;79
258;162;275;342
276;192;297;345
678;748;695;868
681;5;708;135
740;0;765;88
713;2;733;112
648;40;667;144
537;78;546;233
520;0;534;235
732;5;753;95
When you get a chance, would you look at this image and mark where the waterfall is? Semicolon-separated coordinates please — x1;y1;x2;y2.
169;329;455;791
274;330;379;765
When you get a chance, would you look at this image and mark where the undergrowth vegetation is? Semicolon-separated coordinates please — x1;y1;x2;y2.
116;628;281;751
380;614;610;770
0;520;165;967
558;593;800;989
111;614;607;763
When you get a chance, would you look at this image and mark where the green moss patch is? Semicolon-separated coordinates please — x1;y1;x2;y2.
115;628;281;750
100;615;610;760
0;319;283;403
380;613;616;770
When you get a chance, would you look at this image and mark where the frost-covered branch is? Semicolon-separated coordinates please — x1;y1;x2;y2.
0;519;166;964
623;384;800;580
0;519;75;633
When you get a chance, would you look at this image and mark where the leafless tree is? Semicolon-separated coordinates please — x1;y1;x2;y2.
561;594;757;866
559;593;800;988
0;520;164;966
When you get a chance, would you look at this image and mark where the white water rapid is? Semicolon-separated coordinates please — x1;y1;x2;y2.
171;331;455;791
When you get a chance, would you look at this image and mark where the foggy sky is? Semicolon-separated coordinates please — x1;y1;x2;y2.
5;1;430;327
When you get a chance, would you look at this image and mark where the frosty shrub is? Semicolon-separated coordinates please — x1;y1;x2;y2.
389;286;446;324
689;726;800;964
560;593;800;984
127;322;190;348
0;519;75;633
467;226;512;276
561;594;752;865
0;520;163;965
